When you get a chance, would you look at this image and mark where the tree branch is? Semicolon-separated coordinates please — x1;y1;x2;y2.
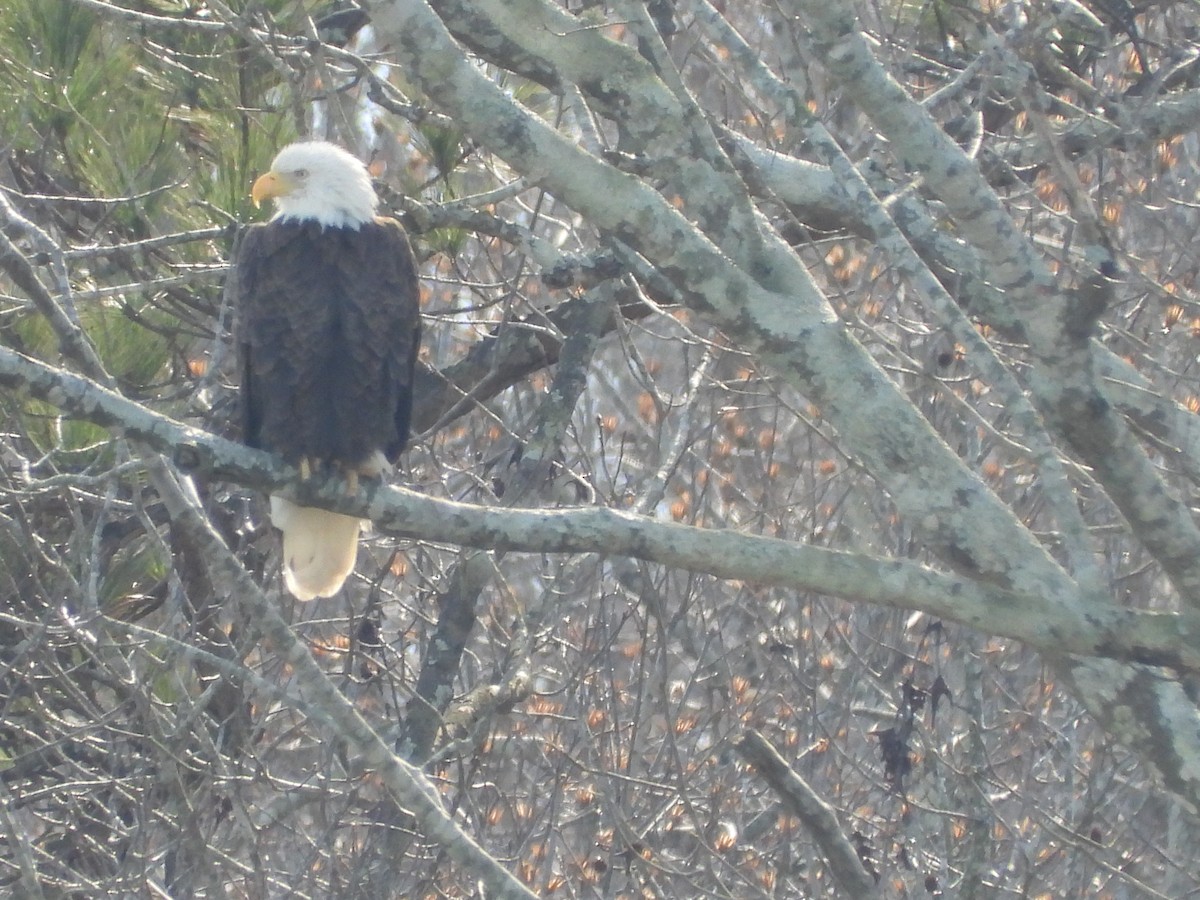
374;0;1078;609
735;730;878;897
3;343;1198;671
146;462;539;900
794;0;1200;604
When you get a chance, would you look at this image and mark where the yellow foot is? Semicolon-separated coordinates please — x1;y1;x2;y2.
344;468;359;496
299;457;313;481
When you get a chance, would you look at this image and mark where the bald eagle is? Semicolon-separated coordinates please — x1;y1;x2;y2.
234;141;421;599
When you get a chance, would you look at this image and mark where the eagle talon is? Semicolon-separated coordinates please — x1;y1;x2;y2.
299;457;313;481
344;469;359;496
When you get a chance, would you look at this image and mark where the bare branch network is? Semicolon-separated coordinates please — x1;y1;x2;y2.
4;0;1200;895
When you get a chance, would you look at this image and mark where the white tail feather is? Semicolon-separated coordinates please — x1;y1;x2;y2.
269;496;362;600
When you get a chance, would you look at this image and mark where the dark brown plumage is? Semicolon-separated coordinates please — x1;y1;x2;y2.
236;218;421;470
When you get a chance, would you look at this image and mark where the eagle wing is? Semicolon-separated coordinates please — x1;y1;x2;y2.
234;224;268;452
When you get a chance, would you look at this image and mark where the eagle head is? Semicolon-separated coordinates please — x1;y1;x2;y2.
251;141;378;229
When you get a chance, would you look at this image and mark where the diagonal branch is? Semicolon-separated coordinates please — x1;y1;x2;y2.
373;0;1074;606
147;461;539;900
793;0;1200;605
735;730;878;898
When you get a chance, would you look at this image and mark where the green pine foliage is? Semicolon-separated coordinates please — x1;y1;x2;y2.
0;0;301;602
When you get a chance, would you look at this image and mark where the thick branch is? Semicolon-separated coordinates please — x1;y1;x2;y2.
735;139;1200;500
374;0;1076;607
735;730;878;897
794;0;1200;604
2;344;1197;671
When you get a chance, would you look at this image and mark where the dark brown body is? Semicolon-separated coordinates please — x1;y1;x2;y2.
234;217;421;469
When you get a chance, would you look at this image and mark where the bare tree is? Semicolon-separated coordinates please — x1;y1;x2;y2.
3;0;1200;895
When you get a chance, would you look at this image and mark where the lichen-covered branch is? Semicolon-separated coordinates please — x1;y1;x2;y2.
736;730;878;897
3;343;1199;672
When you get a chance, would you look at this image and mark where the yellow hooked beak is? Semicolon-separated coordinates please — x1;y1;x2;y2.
251;170;296;208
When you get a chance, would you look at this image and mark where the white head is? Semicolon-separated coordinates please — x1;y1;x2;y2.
251;141;378;229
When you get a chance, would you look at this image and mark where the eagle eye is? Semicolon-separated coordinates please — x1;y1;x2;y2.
294;168;309;178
